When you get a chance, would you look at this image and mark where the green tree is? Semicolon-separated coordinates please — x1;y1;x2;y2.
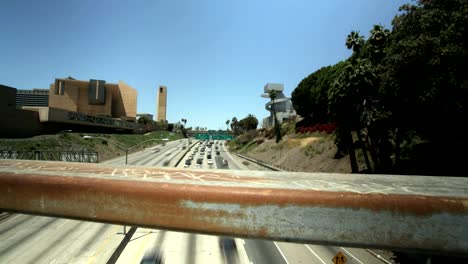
291;62;347;124
240;114;259;131
137;116;150;125
231;117;243;135
167;123;174;132
268;90;282;143
329;59;377;172
345;31;365;54
225;119;230;131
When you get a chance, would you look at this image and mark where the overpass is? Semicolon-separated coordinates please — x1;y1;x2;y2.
0;159;467;256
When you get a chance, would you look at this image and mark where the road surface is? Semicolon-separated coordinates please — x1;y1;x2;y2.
0;138;390;263
115;140;389;264
0;139;187;263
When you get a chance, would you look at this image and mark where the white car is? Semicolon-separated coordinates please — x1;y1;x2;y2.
207;159;213;165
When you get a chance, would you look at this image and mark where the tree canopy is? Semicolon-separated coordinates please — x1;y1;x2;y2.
291;0;468;174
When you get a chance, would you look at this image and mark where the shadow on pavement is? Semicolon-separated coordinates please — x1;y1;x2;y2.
140;230;166;264
219;237;240;264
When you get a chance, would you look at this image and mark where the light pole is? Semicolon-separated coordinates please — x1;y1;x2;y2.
82;136;163;234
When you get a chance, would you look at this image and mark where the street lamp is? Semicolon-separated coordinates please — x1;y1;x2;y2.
82;135;163;235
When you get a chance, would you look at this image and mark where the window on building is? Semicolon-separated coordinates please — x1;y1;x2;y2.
160;87;163;93
88;79;106;105
55;80;65;95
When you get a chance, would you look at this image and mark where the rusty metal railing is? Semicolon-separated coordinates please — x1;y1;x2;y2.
0;159;467;255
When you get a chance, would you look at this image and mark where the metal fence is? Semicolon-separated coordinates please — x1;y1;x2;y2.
0;159;467;256
0;150;98;163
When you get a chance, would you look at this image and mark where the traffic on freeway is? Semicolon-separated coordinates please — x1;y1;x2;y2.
0;138;390;263
114;139;390;264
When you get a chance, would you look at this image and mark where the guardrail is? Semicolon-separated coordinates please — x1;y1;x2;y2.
233;153;282;171
0;150;98;163
0;159;467;256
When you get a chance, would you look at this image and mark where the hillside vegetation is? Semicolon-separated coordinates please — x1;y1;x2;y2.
245;0;468;176
0;131;182;162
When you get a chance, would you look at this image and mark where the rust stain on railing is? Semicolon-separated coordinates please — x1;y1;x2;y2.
0;160;467;255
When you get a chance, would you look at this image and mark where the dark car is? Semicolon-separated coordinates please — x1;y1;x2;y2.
196;158;203;165
185;159;191;165
216;151;220;155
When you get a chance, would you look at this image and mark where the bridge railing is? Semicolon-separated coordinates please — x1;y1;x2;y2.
0;159;467;256
0;150;98;163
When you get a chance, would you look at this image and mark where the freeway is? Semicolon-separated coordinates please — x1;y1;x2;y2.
115;140;389;264
0;138;391;263
0;139;188;264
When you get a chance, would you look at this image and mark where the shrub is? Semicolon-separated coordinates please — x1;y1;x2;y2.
296;123;337;134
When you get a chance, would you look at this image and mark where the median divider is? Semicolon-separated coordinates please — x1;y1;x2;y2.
174;139;198;167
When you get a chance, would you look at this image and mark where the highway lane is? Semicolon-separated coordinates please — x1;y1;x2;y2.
116;139;387;264
0;138;389;263
0;139;188;264
178;140;388;264
0;213;124;264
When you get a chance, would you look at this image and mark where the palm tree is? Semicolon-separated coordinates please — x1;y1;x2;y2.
268;90;278;127
368;25;390;64
345;31;365;54
225;119;230;131
269;90;282;143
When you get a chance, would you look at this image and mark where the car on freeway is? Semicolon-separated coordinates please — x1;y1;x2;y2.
222;159;228;167
207;159;213;165
185;159;191;165
216;151;220;155
154;148;160;153
196;158;203;165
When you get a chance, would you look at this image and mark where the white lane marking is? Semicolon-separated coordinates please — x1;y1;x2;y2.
341;247;365;264
367;250;393;264
55;219;70;230
273;242;290;264
305;245;326;264
49;259;56;264
235;238;251;264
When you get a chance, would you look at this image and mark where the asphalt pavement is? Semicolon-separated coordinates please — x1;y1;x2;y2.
0;138;390;263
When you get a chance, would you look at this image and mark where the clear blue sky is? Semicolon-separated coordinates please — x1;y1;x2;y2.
0;0;408;130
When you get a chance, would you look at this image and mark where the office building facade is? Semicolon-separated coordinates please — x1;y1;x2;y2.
16;89;49;107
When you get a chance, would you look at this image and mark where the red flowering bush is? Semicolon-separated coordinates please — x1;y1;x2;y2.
296;123;337;134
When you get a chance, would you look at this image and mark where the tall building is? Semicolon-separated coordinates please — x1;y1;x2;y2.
49;77;137;120
16;89;49;107
156;85;167;122
261;83;296;128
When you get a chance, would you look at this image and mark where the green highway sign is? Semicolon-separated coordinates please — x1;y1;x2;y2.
194;133;234;140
